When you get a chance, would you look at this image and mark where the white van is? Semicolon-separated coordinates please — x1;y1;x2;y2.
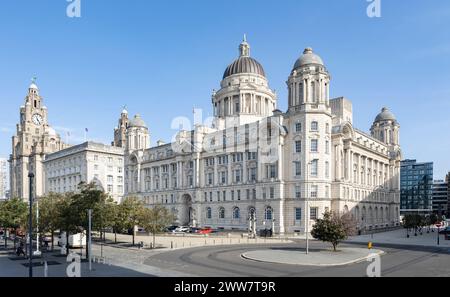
58;232;86;248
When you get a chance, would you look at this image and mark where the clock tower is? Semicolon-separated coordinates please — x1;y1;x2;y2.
9;79;69;200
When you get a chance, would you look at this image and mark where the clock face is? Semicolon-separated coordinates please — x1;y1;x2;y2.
32;114;43;126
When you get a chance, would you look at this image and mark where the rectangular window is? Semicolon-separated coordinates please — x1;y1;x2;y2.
311;139;318;152
295;122;302;133
246;189;250;200
209;192;213;202
295;208;302;221
325;161;329;178
249;167;257;181
107;185;113;193
295;186;301;199
311;185;318;198
217;191;221;201
295;140;301;153
237;190;241;201
294;161;301;176
231;190;235;200
310;207;318;220
311;159;318;176
325;140;330;154
269;187;275;199
311;121;318;131
262;187;267;199
223;190;226;201
107;175;113;183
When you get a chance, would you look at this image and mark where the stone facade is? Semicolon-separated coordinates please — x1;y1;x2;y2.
122;39;402;234
8;82;69;200
44;142;125;203
0;158;8;200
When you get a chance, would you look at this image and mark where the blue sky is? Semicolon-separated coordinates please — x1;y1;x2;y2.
0;0;449;179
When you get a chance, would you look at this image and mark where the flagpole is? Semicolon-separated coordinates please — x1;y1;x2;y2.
84;129;87;142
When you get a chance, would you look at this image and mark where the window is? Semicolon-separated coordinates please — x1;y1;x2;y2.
268;165;277;179
220;171;227;184
237;190;241;201
219;207;225;219
94;165;99;171
252;189;256;199
117;185;123;193
231;190;235;200
294;161;301;176
295;122;302;133
311;185;318;198
108;157;113;163
295;208;302;221
310;159;318;176
311;139;318;152
295;186;301;199
223;191;226;201
326;123;330;134
269;187;275;199
325;161;330;178
204;192;207;202
233;207;240;219
325;140;330;154
206;207;212;219
265;207;273;220
234;169;242;183
246;189;250;200
311;121;318;131
107;185;113;193
325;186;330;198
295;140;301;153
217;191;221;201
107;175;113;183
118;167;123;173
208;172;214;185
310;207;318;220
262;187;267;199
209;192;213;202
94;155;98;161
249;167;257;182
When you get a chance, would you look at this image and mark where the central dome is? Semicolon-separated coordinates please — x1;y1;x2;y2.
223;56;266;79
223;36;266;79
293;47;324;70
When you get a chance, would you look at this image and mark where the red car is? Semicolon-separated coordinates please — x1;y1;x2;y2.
199;227;213;234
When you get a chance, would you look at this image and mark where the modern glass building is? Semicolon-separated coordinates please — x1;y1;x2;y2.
432;180;448;216
400;159;433;214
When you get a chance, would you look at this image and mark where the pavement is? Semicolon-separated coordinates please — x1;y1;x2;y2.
346;227;450;248
241;247;384;266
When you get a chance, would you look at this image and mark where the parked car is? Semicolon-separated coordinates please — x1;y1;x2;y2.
189;227;201;233
165;225;179;232
198;227;214;234
439;227;450;235
173;226;190;233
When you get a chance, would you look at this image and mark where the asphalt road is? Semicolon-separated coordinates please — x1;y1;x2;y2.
144;240;450;277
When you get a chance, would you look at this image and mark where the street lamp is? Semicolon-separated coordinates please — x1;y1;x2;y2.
305;161;311;255
28;173;34;278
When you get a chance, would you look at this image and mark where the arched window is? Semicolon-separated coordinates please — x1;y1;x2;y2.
219;207;225;219
233;207;240;219
206;207;212;219
265;206;273;221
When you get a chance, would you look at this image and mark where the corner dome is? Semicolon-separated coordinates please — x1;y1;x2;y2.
293;47;324;70
129;114;147;128
374;107;397;122
223;36;266;79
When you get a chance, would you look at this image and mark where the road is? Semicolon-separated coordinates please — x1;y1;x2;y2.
144;240;450;277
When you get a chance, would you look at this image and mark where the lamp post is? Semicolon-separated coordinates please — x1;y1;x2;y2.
305;162;311;255
28;173;34;277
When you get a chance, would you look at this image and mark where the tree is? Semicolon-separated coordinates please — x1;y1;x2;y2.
70;182;112;259
111;203;129;243
34;193;65;251
54;193;79;255
119;196;145;246
0;198;28;248
140;205;175;249
311;211;356;252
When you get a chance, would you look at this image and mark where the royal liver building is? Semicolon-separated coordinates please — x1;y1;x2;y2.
118;38;402;234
